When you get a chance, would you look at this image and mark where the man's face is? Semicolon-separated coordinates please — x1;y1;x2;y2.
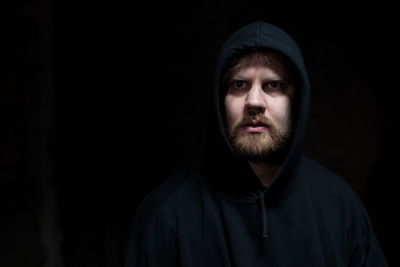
224;51;295;161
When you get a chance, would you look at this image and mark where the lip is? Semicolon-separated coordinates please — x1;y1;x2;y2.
245;126;267;133
243;120;268;133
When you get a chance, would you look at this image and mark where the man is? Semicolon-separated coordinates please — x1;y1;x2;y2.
122;21;388;266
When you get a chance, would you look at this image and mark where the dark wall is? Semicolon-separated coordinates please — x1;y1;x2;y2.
1;0;53;266
2;0;398;266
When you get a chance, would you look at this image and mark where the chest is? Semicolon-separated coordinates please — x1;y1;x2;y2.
173;195;349;267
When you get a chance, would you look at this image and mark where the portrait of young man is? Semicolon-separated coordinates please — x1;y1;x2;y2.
121;21;388;266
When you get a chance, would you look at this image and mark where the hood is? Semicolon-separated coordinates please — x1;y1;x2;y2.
203;21;311;201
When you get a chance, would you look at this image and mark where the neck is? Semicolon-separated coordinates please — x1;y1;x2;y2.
248;161;281;187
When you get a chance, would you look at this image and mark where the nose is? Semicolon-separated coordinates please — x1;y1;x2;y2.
245;85;267;113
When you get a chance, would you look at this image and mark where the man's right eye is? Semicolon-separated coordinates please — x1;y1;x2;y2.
232;80;246;89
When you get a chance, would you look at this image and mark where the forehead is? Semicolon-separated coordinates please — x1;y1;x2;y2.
229;51;290;80
228;49;293;80
239;51;287;70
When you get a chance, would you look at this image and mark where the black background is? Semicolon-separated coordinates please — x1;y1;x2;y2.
1;0;399;266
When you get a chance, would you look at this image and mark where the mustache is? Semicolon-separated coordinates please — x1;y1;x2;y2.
237;113;273;128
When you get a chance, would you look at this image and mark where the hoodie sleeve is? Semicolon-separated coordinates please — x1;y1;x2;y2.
120;171;192;267
348;197;388;267
121;209;178;267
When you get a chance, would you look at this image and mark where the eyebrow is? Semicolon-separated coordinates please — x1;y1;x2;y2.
230;74;288;82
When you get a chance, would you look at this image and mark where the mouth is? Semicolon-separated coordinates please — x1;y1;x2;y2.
243;120;268;133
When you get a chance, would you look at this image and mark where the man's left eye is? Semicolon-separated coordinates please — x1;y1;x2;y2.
267;81;281;89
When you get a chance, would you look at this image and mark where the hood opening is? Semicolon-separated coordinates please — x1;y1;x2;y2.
202;21;311;200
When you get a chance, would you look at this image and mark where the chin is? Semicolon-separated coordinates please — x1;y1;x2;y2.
232;134;290;163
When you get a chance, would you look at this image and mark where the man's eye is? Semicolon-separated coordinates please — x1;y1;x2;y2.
267;81;281;89
232;80;246;89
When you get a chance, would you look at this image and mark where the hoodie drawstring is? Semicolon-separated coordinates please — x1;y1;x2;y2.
259;193;268;238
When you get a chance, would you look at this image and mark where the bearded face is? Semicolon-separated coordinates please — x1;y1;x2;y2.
227;111;292;161
224;49;295;162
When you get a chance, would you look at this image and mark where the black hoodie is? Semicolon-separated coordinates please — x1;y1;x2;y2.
122;21;388;267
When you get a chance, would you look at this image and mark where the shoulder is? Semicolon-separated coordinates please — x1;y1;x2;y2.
297;155;373;229
297;156;388;265
300;155;354;191
298;155;362;207
124;161;204;248
133;161;203;225
122;162;203;266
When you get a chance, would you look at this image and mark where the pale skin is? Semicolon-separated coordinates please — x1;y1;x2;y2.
224;52;295;187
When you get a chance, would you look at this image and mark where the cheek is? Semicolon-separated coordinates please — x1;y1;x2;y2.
224;96;242;128
268;97;292;123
